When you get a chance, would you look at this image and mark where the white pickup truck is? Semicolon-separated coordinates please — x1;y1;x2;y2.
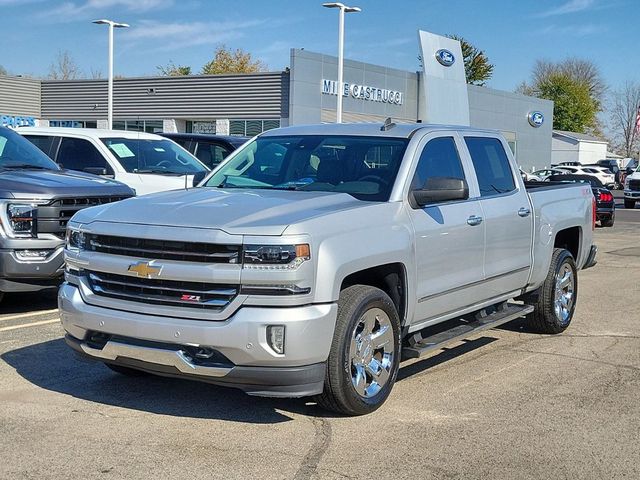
59;122;597;415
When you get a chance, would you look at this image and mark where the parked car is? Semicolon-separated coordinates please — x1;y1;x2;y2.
623;163;640;209
595;159;623;188
159;133;248;170
531;168;566;181
60;122;596;415
18;127;210;195
519;168;541;182
548;174;615;227
0;126;134;303
554;165;615;188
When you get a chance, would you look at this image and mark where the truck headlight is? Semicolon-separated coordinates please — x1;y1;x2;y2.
242;244;310;270
65;227;86;251
6;204;38;238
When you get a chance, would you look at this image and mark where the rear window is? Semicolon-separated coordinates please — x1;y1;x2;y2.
464;137;516;197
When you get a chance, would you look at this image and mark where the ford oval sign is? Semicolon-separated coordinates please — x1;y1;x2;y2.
435;49;455;67
528;111;544;128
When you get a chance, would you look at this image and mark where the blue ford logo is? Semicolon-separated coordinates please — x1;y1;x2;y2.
528;111;544;128
435;49;455;67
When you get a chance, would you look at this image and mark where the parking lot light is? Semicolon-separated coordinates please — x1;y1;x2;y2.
92;19;130;130
322;2;361;123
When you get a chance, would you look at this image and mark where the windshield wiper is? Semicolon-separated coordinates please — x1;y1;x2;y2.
134;168;185;176
1;164;51;170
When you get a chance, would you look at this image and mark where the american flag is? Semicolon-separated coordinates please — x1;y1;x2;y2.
636;103;640;134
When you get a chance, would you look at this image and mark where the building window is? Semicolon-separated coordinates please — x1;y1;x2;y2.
49;120;94;128
229;119;280;136
112;120;163;133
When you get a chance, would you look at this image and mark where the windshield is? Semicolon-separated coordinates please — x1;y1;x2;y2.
101;137;208;175
202;135;409;202
0;127;60;171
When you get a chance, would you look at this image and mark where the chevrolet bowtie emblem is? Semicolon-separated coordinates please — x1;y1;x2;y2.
127;261;162;278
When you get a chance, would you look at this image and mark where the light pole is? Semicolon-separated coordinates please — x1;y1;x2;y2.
322;2;361;123
93;19;129;130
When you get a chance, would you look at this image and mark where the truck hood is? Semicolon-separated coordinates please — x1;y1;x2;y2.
0;169;134;199
72;187;367;236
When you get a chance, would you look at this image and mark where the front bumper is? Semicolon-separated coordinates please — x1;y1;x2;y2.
58;282;337;397
624;189;640;199
0;247;65;292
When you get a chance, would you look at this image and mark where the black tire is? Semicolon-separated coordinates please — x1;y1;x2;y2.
624;199;636;209
316;285;400;416
601;213;614;227
524;248;577;334
104;362;150;377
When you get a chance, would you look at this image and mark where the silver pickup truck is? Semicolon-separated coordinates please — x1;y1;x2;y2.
59;123;597;415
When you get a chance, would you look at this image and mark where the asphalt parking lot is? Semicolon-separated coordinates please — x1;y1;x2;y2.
1;200;638;479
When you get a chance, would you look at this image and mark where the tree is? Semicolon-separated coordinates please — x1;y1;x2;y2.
0;65;7;76
157;61;191;76
48;50;81;80
89;67;103;79
518;58;604;133
201;45;266;75
608;82;640;157
446;35;494;86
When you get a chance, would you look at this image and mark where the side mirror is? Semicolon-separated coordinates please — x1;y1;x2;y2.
411;177;469;207
83;167;109;176
192;170;208;187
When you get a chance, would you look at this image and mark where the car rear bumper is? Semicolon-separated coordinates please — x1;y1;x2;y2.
58;282;337;397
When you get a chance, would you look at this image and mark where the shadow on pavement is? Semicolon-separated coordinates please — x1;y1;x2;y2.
0;289;58;315
398;336;498;381
1;338;334;423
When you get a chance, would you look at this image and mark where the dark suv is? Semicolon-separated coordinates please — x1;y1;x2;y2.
159;133;248;170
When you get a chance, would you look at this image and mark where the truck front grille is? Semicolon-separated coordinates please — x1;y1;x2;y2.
629;179;640;191
86;234;241;264
86;271;238;310
38;196;131;236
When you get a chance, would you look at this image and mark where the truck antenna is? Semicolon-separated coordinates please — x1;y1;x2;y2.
381;117;396;131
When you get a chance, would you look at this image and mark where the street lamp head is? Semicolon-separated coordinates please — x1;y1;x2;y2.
322;2;361;12
92;19;111;25
114;22;130;28
92;19;130;28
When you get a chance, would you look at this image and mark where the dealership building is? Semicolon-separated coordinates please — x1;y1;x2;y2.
0;31;553;170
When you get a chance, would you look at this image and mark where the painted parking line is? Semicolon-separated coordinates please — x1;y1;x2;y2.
0;319;60;333
0;309;59;323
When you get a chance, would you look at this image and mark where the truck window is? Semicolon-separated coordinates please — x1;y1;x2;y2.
23;135;56;158
464;137;515;197
410;137;465;190
195;142;232;168
58;137;112;174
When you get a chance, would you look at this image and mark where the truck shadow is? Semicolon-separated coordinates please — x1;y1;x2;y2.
1;338;332;423
0;290;58;315
398;336;498;381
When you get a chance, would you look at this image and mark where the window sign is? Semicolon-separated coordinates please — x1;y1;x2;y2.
192;121;216;134
1;115;36;128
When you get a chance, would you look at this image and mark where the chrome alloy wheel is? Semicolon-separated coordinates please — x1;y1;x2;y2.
348;307;395;398
554;263;575;325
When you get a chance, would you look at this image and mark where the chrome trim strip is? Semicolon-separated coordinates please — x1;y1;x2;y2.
80;341;231;377
88;272;236;296
88;240;237;260
91;285;230;307
418;266;530;303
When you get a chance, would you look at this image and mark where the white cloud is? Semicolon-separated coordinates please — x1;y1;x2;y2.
39;0;174;22
121;19;265;51
537;0;596;17
541;23;603;36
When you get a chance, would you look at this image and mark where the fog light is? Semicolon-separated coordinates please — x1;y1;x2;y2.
266;325;285;355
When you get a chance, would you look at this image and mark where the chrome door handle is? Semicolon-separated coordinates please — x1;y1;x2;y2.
467;215;483;226
518;207;531;217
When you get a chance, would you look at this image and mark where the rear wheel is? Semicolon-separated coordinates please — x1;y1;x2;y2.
624;199;636;209
524;248;577;334
316;285;400;416
601;213;614;227
104;363;150;377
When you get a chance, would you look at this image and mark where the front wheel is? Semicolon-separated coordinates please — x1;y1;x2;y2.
316;285;400;416
525;248;577;334
624;199;636;209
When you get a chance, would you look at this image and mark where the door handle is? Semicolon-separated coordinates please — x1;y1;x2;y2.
518;207;531;217
467;215;483;226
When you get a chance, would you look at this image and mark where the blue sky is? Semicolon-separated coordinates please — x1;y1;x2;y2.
0;0;637;91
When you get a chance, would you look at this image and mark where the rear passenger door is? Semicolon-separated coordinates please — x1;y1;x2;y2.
462;135;533;298
407;133;486;325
